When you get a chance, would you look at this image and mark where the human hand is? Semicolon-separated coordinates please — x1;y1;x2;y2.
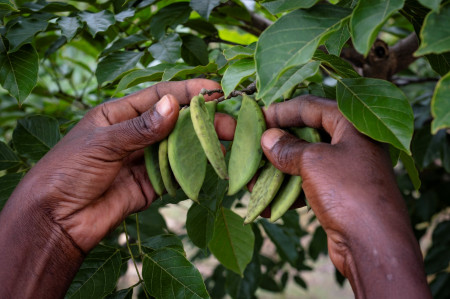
260;95;431;298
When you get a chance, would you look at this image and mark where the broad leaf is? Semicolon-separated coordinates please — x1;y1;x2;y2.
5;13;52;52
399;151;421;190
312;51;360;78
225;255;261;299
150;3;192;40
0;0;17;11
190;0;220;20
223;44;255;60
308;82;336;99
0;173;23;211
336;78;414;154
221;59;255;97
101;34;148;57
114;64;168;94
431;71;450;133
426;52;450;76
96;51;144;86
115;8;135;22
209;207;254;276
255;4;350;102
324;20;351;56
105;288;133;299
0;42;37;104
58;16;82;41
181;34;209;66
149;34;182;63
418;0;441;11
126;207;167;240
350;0;404;55
65;245;122;299
142;248;209;299
186;202;215;249
162;63;217;81
261;0;319;14
12;115;60;161
0;141;20;170
141;234;185;254
79;10;116;37
261;61;320;105
260;220;299;266
415;4;450;56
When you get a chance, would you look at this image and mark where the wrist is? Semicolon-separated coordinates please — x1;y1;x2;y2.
0;187;84;298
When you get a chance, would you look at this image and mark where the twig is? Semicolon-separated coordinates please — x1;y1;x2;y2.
200;81;257;103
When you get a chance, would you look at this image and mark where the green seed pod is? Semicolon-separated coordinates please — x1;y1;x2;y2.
289;127;321;143
244;162;284;224
228;95;266;195
270;175;303;222
144;145;165;197
191;95;228;179
168;107;206;202
158;139;177;198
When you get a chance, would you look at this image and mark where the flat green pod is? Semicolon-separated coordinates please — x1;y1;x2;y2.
191;95;228;180
228;95;266;195
270;175;303;222
289;127;321;143
168;107;206;202
158;139;177;198
244;162;284;224
144;145;165;196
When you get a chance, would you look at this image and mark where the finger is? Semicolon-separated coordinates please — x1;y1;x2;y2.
96;95;179;160
263;95;351;141
214;113;236;141
91;79;222;126
261;128;311;176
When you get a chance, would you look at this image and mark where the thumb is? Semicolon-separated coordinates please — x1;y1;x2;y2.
98;95;179;159
261;128;310;176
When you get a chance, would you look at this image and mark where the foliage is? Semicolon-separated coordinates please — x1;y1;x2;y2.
1;0;449;298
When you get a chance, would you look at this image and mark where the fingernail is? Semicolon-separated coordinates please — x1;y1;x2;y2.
262;129;283;150
156;95;173;117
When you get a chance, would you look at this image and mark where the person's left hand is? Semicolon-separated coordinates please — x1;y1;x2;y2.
12;79;230;253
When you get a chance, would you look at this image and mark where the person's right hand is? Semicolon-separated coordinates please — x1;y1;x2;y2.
260;95;431;299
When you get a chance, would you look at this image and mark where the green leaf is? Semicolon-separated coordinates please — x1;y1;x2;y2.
261;0;318;14
221;59;255;97
141;234;185;254
415;4;450;56
149;33;182;63
336;78;414;153
79;10;116;37
312;51;360;78
209;207;254;276
115;8;135;22
418;0;441;11
96;51;144;86
350;0;404;55
225;254;261;299
255;4;350;101
426;52;450;76
142;248;209;299
5;14;52;52
12;115;60;161
223;44;255;60
261;61;320;105
101;34;148;57
260;220;299;266
162;63;217;81
58;16;82;41
308;82;336;99
105;288;133;299
0;173;23;211
324;20;351;56
399;151;421;190
0;0;17;11
431;71;450;133
186;202;215;249
190;0;220;20
0;141;20;170
0;42;38;104
126;207;167;240
114;64;168;94
309;226;327;260
150;3;192;40
181;34;209;66
65;245;122;299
